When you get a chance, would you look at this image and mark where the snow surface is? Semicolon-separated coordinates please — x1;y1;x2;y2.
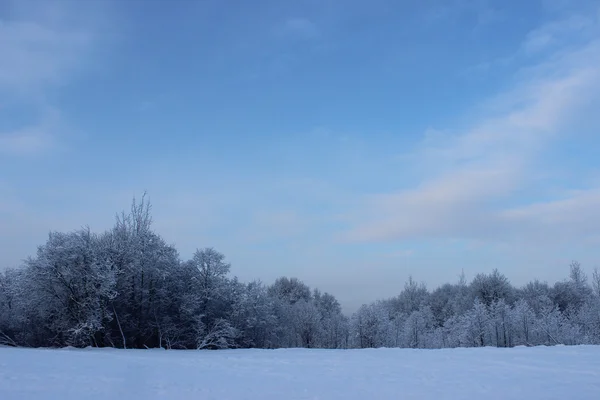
1;345;600;399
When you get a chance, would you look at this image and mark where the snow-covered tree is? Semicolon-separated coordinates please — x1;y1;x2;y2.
536;302;581;345
390;276;429;315
0;268;24;347
313;289;348;348
268;277;311;305
22;228;117;347
106;195;182;349
489;299;513;347
459;299;490;347
292;300;322;348
197;318;238;349
351;302;392;348
575;296;600;344
403;305;435;348
429;277;473;326
511;299;536;346
178;248;238;349
592;268;600;297
470;269;514;307
3;195;600;351
519;280;551;315
230;280;277;348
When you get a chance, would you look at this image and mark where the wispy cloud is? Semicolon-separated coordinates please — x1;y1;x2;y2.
0;20;90;94
0;0;101;155
344;11;600;246
501;189;600;241
466;7;600;77
0;106;62;155
522;14;597;54
0;124;54;155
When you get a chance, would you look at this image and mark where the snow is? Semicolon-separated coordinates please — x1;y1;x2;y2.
1;346;600;399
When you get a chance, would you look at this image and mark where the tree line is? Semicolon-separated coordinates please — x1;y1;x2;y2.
1;196;599;350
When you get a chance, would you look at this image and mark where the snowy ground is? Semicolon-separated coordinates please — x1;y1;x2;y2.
1;345;599;399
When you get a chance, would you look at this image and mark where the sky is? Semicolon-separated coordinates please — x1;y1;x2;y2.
1;0;600;312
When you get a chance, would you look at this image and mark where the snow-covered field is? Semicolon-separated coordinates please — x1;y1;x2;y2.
1;346;599;399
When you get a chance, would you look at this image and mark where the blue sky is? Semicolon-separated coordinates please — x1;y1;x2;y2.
2;0;600;311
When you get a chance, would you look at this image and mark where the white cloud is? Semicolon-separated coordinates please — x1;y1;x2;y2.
344;13;600;246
